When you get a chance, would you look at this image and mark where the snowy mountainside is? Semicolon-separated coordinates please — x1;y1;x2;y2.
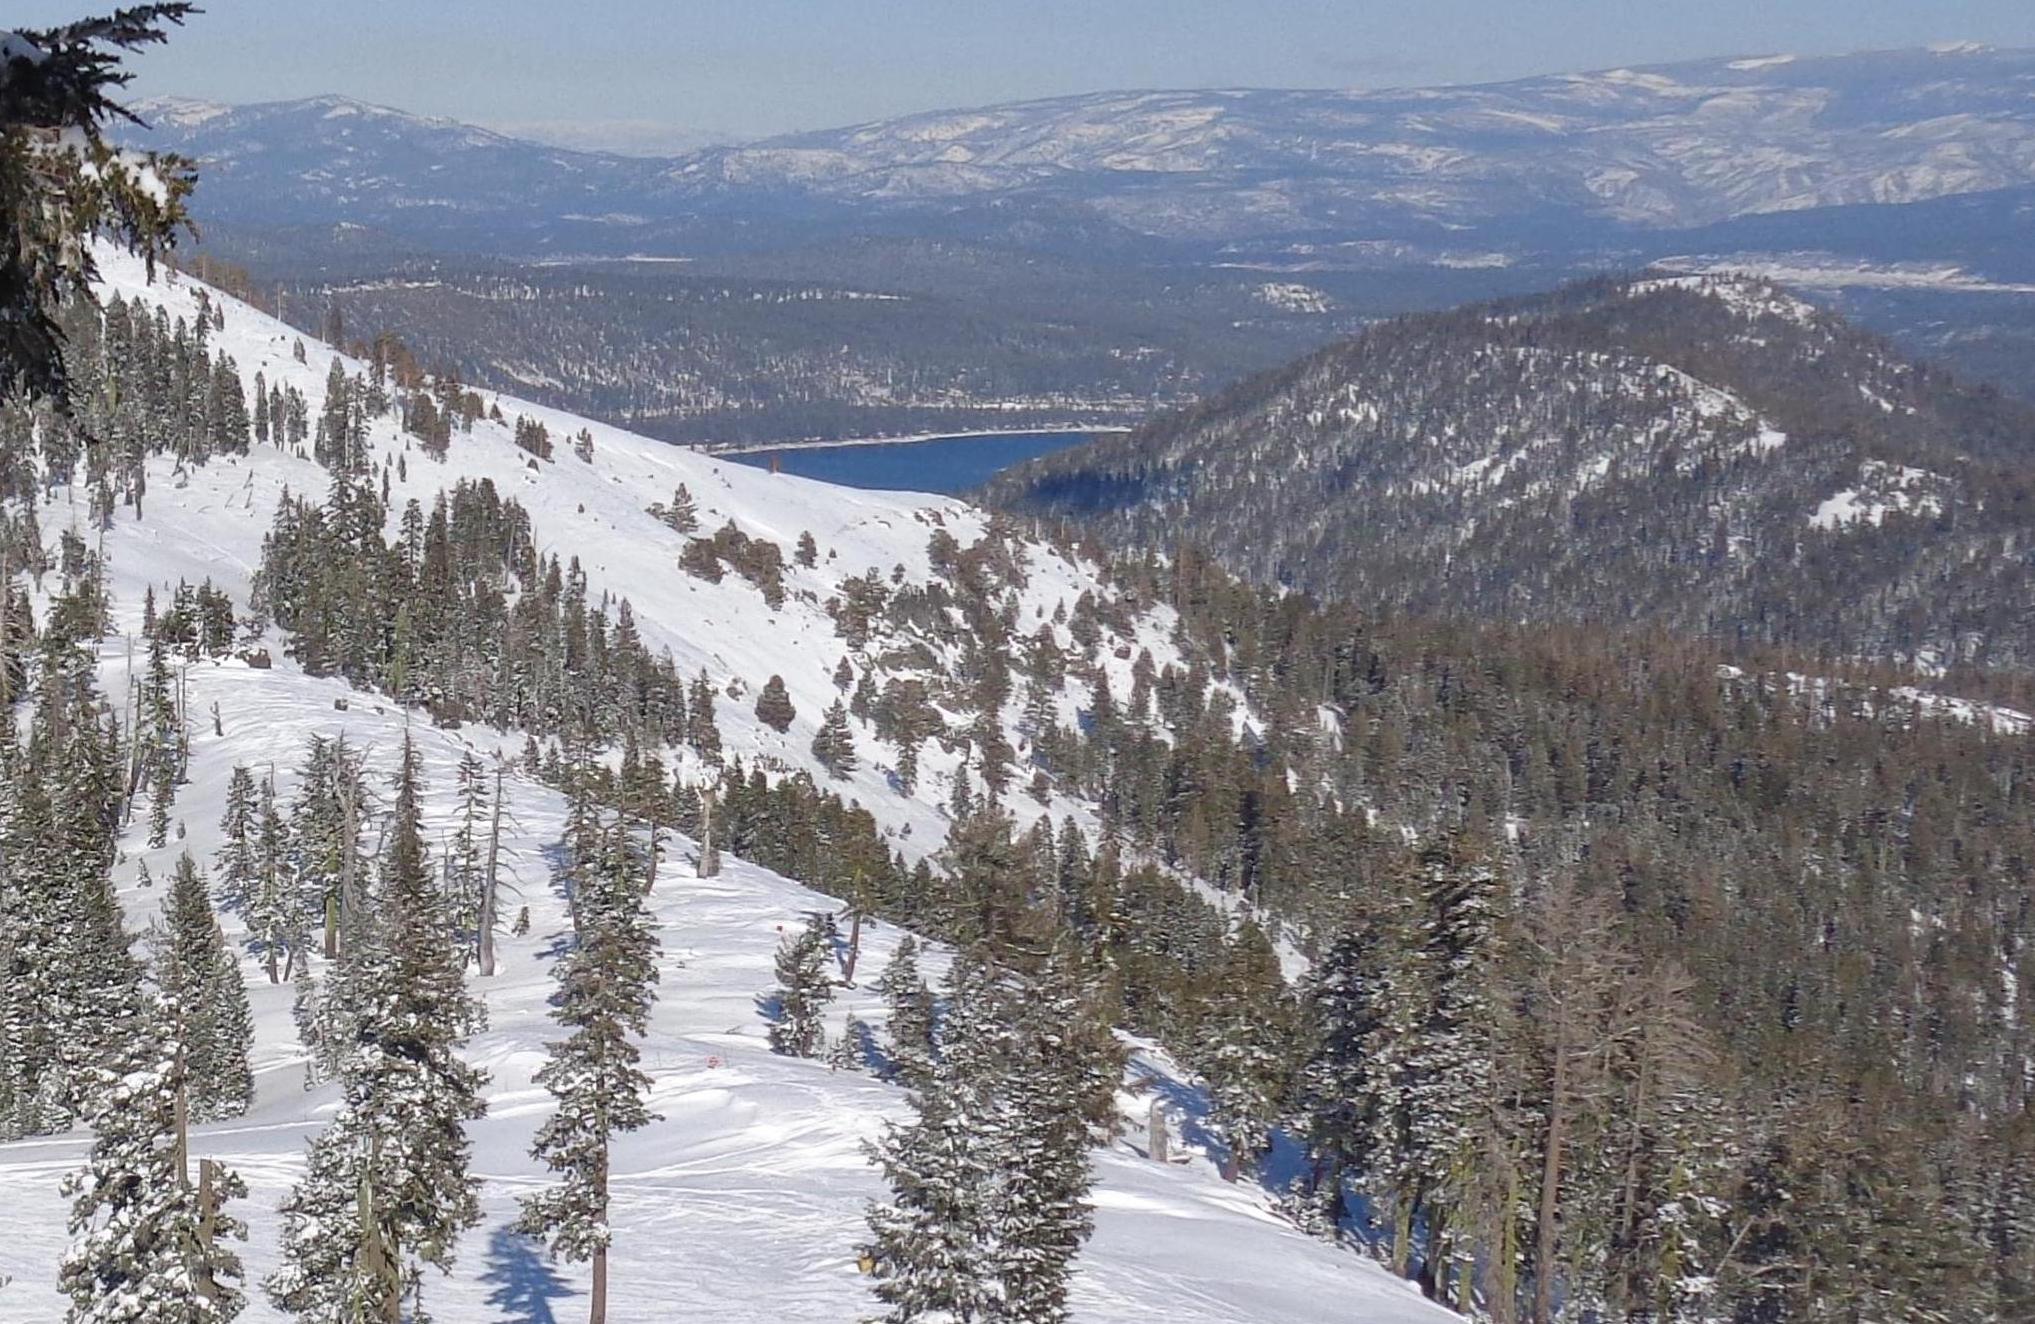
988;270;2035;670
0;654;1448;1323
0;256;1455;1319
79;246;1212;861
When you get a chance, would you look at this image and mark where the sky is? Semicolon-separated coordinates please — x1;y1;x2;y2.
18;0;2035;152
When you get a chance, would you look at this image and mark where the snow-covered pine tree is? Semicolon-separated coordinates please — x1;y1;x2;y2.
864;952;1113;1324
811;698;857;779
12;617;145;1131
1370;835;1501;1295
212;764;260;918
686;670;721;764
1296;919;1391;1230
1193;987;1287;1184
876;936;936;1089
517;817;660;1324
247;769;298;984
864;958;1003;1323
446;749;489;964
768;915;833;1057
160;853;254;1122
286;735;366;964
57;997;250;1324
268;737;488;1323
0;4;197;411
140;629;184;849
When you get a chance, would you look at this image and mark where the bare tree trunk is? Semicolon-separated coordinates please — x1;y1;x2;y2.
173;1035;190;1191
1148;1101;1169;1164
842;906;863;986
195;1158;221;1305
1533;1043;1568;1324
698;787;720;877
479;764;503;977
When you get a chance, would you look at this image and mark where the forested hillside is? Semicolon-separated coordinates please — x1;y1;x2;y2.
991;273;2035;671
0;247;2031;1322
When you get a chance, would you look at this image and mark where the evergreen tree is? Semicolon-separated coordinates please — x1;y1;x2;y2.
768;915;833;1057
811;699;857;779
0;4;197;410
141;630;184;849
754;673;796;733
517;819;661;1324
1297;920;1391;1230
877;936;936;1089
212;765;259;918
267;738;487;1323
686;670;721;764
159;854;253;1121
57;1000;249;1324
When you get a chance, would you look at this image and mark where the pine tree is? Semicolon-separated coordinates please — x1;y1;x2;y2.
1297;920;1391;1230
517;819;661;1324
754;673;796;733
864;959;1003;1324
0;5;197;411
57;999;249;1324
267;737;488;1323
160;853;253;1122
812;699;857;779
686;670;721;764
1194;986;1288;1184
768;915;833;1057
212;765;260;918
447;750;490;966
863;954;1109;1324
141;630;183;849
877;936;937;1089
246;771;298;984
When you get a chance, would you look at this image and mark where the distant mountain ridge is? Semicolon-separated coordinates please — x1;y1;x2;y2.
127;45;2035;257
986;271;2035;672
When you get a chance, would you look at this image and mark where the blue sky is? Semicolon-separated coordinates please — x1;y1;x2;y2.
20;0;2035;151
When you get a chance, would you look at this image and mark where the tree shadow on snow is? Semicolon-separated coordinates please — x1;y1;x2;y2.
482;1225;578;1324
1131;1061;1317;1200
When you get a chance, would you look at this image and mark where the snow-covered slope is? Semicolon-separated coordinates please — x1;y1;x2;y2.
0;255;1451;1321
0;657;1446;1323
76;247;1216;861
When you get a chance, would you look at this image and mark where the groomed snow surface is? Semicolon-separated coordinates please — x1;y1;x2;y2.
0;256;1454;1322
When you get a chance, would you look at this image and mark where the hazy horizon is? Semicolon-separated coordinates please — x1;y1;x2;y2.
15;0;2035;152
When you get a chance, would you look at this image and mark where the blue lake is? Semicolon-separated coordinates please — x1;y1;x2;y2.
725;430;1100;495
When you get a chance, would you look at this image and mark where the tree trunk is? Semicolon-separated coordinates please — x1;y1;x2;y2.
1392;1195;1416;1279
699;788;720;877
337;773;360;954
195;1159;220;1301
1534;1042;1568;1324
1149;1101;1169;1164
590;1244;608;1324
173;1036;190;1191
479;764;503;977
842;906;863;986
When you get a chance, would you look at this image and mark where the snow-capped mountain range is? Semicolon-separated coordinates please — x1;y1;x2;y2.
127;45;2035;257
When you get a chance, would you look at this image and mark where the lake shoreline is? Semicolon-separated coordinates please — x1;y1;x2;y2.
702;425;1130;458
